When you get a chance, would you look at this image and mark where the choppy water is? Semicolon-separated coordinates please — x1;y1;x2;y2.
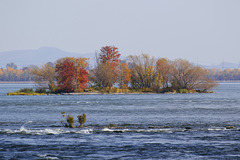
0;83;240;159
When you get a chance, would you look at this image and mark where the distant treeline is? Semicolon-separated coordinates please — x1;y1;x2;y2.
0;63;34;81
208;68;240;81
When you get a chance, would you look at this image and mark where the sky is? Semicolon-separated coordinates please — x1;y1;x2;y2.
0;0;240;65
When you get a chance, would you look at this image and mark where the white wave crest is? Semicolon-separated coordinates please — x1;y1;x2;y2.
37;154;59;160
0;128;93;135
101;128;128;133
136;128;173;133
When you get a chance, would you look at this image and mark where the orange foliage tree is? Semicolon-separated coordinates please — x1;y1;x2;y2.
119;63;131;89
55;57;89;93
155;58;172;88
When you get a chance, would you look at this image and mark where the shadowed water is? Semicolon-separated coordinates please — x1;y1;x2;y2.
0;83;240;159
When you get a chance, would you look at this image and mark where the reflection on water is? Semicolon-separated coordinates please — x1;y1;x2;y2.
0;83;240;159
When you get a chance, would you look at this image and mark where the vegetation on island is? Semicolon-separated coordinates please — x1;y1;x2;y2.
5;45;218;95
1;53;240;84
7;88;46;96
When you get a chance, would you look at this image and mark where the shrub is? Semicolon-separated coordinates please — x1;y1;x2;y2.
61;112;87;128
141;87;153;92
67;115;75;128
35;88;47;93
77;114;86;128
179;89;188;93
19;88;34;93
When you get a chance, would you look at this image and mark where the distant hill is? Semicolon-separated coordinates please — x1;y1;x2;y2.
0;47;239;70
0;47;95;69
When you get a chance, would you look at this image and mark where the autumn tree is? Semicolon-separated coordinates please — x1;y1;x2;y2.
55;57;89;93
94;46;121;87
170;59;217;92
128;53;156;89
31;62;56;92
94;63;114;87
155;58;172;89
118;62;131;89
99;46;121;66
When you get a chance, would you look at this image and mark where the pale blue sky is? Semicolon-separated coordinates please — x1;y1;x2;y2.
0;0;240;65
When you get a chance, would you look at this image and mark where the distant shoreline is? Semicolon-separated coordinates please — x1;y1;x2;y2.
0;81;34;84
217;80;240;83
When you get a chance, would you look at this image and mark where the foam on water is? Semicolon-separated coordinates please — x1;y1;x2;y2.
0;128;94;135
37;154;59;160
0;121;93;135
2;126;237;135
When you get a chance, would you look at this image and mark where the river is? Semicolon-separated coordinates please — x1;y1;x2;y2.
0;83;239;159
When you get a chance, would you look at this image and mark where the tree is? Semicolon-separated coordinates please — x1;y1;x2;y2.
55;59;76;92
118;63;131;89
94;46;121;87
55;57;89;93
99;46;121;67
170;59;217;91
31;62;56;92
155;58;172;89
128;53;156;89
94;63;114;87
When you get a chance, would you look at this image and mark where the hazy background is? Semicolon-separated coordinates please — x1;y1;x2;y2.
0;0;240;67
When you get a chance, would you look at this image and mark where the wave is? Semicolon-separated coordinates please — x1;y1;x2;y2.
37;154;59;160
0;121;238;135
1;127;238;135
0;128;93;135
0;121;93;135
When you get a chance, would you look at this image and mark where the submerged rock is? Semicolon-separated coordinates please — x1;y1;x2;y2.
185;127;192;130
225;126;236;129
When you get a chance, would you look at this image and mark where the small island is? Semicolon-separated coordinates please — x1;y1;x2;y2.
7;46;217;95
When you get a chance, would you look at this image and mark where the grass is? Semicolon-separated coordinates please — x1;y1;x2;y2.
7;92;46;96
7;88;47;96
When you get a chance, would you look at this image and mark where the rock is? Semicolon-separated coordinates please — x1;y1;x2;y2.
114;130;124;133
225;126;236;129
185;127;192;130
161;126;172;128
148;126;156;129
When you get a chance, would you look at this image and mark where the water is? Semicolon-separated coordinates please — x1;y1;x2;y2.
0;83;240;159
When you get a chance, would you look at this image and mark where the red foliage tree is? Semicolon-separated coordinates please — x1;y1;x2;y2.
95;46;121;87
77;67;89;90
99;46;121;67
56;59;76;92
56;57;89;93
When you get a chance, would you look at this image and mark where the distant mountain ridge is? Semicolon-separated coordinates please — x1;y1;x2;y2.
0;47;239;70
0;47;95;68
